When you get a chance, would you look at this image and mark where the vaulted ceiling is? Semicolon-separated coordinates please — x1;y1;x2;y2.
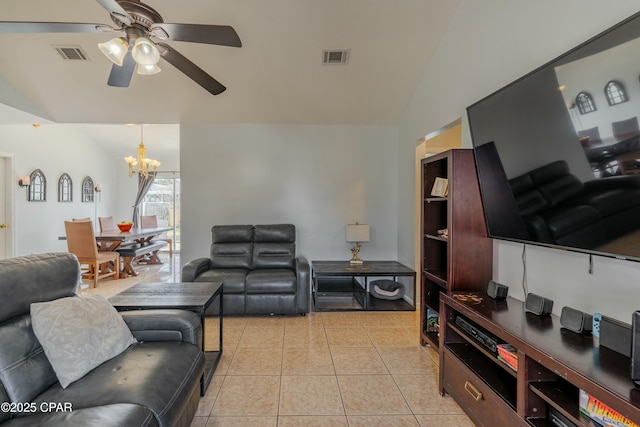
0;0;458;126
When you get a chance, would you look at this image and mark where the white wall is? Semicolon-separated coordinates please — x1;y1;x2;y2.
398;0;640;322
180;124;399;265
0;124;132;255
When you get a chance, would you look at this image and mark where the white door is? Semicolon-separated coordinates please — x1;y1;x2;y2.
0;154;15;259
0;158;6;258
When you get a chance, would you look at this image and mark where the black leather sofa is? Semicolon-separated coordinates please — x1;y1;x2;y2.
182;224;310;315
510;160;640;248
0;253;204;427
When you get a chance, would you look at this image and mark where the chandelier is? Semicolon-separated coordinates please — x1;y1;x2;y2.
124;125;161;178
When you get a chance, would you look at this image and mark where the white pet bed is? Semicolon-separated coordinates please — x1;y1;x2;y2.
370;279;405;300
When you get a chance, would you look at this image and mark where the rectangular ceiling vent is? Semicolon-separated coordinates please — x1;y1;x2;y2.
322;49;350;65
53;45;90;61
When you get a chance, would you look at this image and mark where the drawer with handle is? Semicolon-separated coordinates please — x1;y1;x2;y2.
442;348;522;427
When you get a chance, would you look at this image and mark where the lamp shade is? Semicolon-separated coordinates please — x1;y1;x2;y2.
98;37;128;66
131;38;160;65
137;63;161;75
346;224;370;243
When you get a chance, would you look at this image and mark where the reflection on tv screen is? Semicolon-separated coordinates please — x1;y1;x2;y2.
468;11;640;261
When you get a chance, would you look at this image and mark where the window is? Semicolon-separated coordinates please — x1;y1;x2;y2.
604;80;628;106
81;176;94;203
576;92;596;114
58;173;72;202
28;169;46;202
142;175;181;252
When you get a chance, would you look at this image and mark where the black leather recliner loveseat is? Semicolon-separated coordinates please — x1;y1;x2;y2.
0;252;204;427
182;224;310;315
509;160;640;249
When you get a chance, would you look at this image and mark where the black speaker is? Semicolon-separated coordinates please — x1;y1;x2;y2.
600;315;631;357
487;280;509;300
631;311;640;385
525;293;553;316
560;306;592;334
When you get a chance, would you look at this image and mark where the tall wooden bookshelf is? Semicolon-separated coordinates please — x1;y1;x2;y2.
420;149;493;348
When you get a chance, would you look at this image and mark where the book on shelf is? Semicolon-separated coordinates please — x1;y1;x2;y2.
426;308;439;334
579;389;639;427
496;343;518;371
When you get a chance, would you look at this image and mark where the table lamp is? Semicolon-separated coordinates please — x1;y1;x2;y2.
346;223;370;264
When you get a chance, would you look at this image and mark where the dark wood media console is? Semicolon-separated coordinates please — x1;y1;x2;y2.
440;292;640;426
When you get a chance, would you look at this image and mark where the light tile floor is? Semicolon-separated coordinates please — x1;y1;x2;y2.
84;254;475;427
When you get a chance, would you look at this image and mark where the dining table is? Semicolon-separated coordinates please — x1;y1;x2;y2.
581;130;640;173
96;226;173;276
93;226;173;251
59;226;173;277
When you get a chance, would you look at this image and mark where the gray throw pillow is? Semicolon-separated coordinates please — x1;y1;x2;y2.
31;295;137;389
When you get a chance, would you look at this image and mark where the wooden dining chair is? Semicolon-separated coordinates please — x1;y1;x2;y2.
610;118;640;175
98;216;118;231
64;220;119;288
140;215;173;257
98;216;136;250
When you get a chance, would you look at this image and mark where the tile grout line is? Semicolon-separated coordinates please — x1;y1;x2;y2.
322;314;350;421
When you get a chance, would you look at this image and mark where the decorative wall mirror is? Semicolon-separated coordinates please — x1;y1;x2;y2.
604;80;628;106
576;92;596;114
28;169;46;202
81;176;94;203
58;173;72;202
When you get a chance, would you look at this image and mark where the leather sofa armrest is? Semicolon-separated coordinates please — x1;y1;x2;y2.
295;256;311;313
0;404;157;427
584;175;640;191
181;257;212;282
524;215;554;243
120;309;202;347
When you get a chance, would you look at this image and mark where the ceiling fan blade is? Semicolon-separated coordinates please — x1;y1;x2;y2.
150;23;241;47
94;0;134;26
156;42;226;95
0;22;119;34
107;51;136;87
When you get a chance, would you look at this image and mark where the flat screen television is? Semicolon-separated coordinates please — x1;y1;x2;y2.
468;10;640;262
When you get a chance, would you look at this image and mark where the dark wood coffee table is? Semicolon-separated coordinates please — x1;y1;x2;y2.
108;281;223;395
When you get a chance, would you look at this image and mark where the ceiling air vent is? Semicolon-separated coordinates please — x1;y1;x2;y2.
52;45;90;61
322;49;350;65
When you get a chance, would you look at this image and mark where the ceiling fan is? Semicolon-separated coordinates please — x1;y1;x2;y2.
0;0;242;95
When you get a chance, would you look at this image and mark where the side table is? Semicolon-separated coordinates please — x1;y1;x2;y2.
312;261;416;311
108;281;223;395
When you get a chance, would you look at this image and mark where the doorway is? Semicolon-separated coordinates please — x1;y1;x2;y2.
141;173;180;252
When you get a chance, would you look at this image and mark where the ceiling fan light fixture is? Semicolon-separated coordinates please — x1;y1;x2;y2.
137;63;161;75
98;37;128;66
132;38;160;65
